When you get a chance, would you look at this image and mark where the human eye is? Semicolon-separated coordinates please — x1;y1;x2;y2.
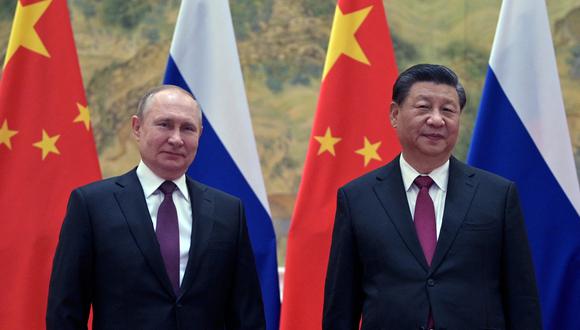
156;120;171;128
416;103;430;111
443;105;458;113
182;124;196;133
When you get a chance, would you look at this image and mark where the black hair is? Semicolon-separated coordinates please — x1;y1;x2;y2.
392;64;467;109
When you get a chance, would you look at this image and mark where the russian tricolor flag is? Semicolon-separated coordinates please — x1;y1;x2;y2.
163;1;280;328
468;0;580;329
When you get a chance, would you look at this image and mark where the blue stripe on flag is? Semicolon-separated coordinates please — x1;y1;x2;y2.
164;56;280;329
468;69;580;330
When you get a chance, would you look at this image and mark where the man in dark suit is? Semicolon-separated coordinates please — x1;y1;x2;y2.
323;64;542;330
47;85;265;329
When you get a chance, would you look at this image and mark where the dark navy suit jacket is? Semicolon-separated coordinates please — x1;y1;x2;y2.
323;156;541;330
47;169;265;329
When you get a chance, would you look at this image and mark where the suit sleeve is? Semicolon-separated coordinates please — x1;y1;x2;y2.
323;188;363;330
501;183;542;329
46;189;92;330
225;201;266;330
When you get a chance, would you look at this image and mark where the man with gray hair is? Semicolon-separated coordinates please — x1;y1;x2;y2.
47;85;265;329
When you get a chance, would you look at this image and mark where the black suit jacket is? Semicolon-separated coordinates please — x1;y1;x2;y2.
323;156;541;330
47;169;265;329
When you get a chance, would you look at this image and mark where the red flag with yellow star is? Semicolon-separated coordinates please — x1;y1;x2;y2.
0;0;101;328
280;0;399;328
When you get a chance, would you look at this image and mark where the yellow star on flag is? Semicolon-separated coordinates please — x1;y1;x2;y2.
3;0;52;68
33;129;60;160
74;103;92;130
355;136;382;166
322;5;373;79
314;127;342;156
0;119;19;150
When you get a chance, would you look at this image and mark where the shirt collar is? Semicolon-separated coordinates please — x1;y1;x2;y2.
136;161;190;201
399;154;449;192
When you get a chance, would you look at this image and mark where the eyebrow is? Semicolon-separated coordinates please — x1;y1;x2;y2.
414;94;458;104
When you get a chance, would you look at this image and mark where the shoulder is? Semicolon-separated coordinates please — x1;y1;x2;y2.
72;169;138;197
341;156;400;193
451;157;514;190
76;176;119;193
186;178;246;227
187;178;242;205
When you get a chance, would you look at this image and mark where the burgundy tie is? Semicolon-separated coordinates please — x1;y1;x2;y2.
156;181;180;294
413;175;437;265
414;175;437;329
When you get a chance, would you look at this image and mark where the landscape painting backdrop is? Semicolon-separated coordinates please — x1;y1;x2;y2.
1;0;578;263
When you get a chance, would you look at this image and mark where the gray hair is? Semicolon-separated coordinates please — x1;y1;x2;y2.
136;85;202;121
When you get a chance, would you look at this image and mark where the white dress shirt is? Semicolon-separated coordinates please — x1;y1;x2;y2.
399;155;449;239
136;161;192;284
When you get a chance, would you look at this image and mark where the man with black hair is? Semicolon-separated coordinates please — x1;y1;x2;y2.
323;64;542;329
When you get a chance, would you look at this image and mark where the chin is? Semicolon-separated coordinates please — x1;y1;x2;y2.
159;162;186;173
418;143;445;152
419;148;450;159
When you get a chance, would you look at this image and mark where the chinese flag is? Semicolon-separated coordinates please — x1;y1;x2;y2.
0;0;101;328
280;0;400;328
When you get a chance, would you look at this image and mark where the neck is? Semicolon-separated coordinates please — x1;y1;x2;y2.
401;153;450;174
141;160;185;181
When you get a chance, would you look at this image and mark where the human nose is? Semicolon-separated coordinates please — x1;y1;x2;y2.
167;129;184;146
427;109;445;127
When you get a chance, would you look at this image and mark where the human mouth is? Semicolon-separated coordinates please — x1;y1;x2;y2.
422;133;445;141
161;151;185;157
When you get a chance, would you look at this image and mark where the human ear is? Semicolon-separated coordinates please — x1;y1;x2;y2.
390;102;399;128
131;115;142;140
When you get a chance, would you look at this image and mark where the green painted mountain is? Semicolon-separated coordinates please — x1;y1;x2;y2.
1;0;579;198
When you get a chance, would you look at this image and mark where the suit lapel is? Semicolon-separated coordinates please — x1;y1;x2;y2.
430;157;478;273
373;156;430;271
179;179;215;297
113;170;175;296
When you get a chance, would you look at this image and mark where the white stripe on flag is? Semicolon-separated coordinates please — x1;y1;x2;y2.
169;0;270;213
489;0;580;213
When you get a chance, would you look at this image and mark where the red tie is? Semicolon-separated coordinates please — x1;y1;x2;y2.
413;176;436;265
414;175;436;329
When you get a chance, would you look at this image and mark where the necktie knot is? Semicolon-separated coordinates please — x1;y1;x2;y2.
159;181;177;196
414;175;434;190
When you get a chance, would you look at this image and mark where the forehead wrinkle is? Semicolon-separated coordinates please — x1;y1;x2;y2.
146;95;198;118
149;110;197;124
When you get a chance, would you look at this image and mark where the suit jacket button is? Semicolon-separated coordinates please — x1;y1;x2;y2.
427;278;435;286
